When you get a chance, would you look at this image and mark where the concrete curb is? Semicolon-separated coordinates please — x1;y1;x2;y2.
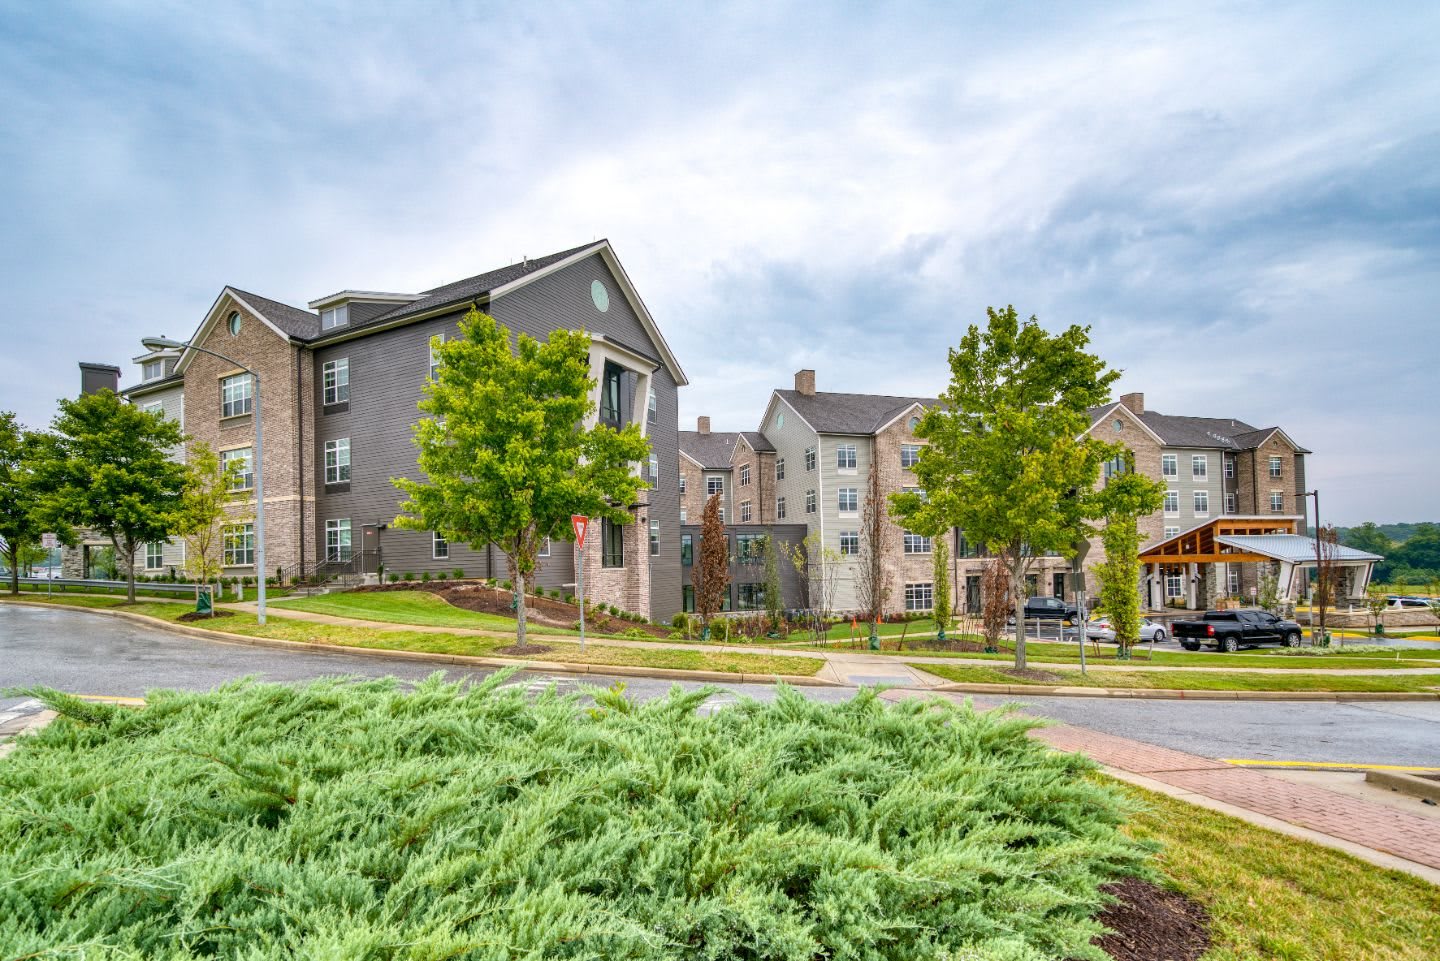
930;681;1440;701
0;600;844;688
1365;770;1440;804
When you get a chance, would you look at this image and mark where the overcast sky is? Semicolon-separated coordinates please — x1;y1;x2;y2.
1;1;1435;524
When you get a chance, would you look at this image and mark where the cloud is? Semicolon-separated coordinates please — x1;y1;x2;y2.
0;0;1436;523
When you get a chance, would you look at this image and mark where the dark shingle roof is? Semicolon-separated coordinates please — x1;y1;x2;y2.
1089;402;1306;452
679;431;742;469
230;288;323;340
775;389;935;435
370;242;604;326
738;431;774;452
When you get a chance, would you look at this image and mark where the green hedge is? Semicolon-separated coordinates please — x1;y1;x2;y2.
0;677;1148;959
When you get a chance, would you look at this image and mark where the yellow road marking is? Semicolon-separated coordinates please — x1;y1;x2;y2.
1223;758;1440;773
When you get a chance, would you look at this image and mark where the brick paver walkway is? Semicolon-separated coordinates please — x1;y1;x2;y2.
1035;724;1440;871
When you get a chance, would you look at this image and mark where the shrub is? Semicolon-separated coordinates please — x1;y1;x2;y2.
403;572;416;582
387;573;400;584
563;593;576;605
453;569;464;580
570;620;584;631
501;580;512;591
671;613;689;631
437;572;449;581
421;572;432;583
622;627;650;639
0;680;1147;958
607;604;620;616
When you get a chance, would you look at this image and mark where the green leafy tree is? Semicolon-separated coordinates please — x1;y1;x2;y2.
39;392;190;603
1392;523;1440;577
890;305;1119;669
1093;454;1165;659
0;414;60;595
932;536;951;642
694;493;730;639
760;533;782;632
175;442;245;612
392;308;650;646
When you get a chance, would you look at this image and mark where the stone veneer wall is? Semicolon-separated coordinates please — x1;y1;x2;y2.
578;491;653;618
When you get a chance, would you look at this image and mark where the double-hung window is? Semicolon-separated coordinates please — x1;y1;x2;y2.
839;531;859;555
432;532;449;559
320;304;349;330
1193;490;1209;515
648;454;660;487
1161;453;1177;478
324;438;351;484
678;474;686;495
601;518;624;568
837;487;858;513
776;496;786;519
322;358;349;405
223;523;255;566
1192;454;1207;479
1269;456;1283;478
805;489;816;513
325;519;352;562
739;464;751;486
1228;568;1240;593
1163;490;1179;514
740;500;752;523
647;387;656;424
142;360;163;381
1270;491;1284;512
222;447;254;492
1224;458;1235;479
707;475;724;496
903;532;932;554
836;444;856;470
650;521;660;556
428;335;444;381
900;444;921;469
220;373;253;418
1225;492;1236;513
904;583;934;612
1164;526;1179;538
775;458;785;480
146;542;164;569
804;447;816;471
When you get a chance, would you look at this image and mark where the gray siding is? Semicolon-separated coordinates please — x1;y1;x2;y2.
1160;447;1221;534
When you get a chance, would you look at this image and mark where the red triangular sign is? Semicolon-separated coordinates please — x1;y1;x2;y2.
572;515;589;548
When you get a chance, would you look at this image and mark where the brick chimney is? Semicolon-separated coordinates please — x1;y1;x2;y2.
697;416;711;435
794;369;816;396
79;362;121;396
1119;392;1145;416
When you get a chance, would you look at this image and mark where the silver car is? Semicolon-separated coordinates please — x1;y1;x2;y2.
1084;616;1167;644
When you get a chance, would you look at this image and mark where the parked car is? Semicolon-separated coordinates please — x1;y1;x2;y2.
1386;595;1432;609
1085;615;1167;644
1009;595;1081;623
1172;609;1303;652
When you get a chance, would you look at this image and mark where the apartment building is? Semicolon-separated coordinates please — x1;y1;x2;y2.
115;241;689;621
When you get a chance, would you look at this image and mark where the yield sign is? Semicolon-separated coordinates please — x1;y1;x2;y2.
571;515;589;548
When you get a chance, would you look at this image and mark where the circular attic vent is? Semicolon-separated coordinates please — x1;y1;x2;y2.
591;280;610;312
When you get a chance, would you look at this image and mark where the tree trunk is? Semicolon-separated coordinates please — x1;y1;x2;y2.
511;558;528;648
7;547;18;596
119;535;137;604
1010;563;1027;670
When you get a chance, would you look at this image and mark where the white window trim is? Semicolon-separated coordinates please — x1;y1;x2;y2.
432;531;449;559
320;304;350;330
324;438;351;485
1193;490;1209;517
1163;490;1179;516
322;358;349;405
325;518;353;562
222;447;254;493
1192;454;1207;479
1161;453;1177;478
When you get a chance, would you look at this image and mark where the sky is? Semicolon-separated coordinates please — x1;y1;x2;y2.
1;0;1436;525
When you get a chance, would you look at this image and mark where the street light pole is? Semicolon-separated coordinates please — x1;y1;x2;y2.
142;336;266;625
1306;489;1321;646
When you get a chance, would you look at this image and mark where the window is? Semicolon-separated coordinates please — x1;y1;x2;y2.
837;487;858;512
141;402;163;418
957;533;980;558
678;474;686;495
325;519;352;562
1102;455;1126;481
1114;419;1123;433
648;454;660;487
227;311;242;337
736;584;765;610
900;444;921;468
432;532;448;559
1269;455;1283;478
706;475;724;496
324;438;351;484
1164;527;1179;538
1193;490;1209;515
320;304;349;330
1163;490;1179;514
650;521;660;556
804;446;816;471
145;542;164;569
600;361;624;428
740;500;752;523
1161;453;1177;478
839;531;859;555
1192;454;1207;479
904;582;934;612
679;507;687;523
776;412;784;428
539;537;550;557
1225;492;1236;514
647;387;656;424
1270;491;1284;512
903;485;928;502
682;585;694;612
322;358;349;405
903;532;932;554
1165;572;1183;598
681;533;693;565
776;496;786;519
805;489;816;513
223;523;255;566
1224;458;1235;479
909;416;920;430
428;335;444;381
601;518;624;568
718;506;725;523
737;534;764;562
220;373;253;418
1228;568;1240;594
775;458;785;480
739;464;751;486
836;444;857;470
221;447;253;492
142;360;163;381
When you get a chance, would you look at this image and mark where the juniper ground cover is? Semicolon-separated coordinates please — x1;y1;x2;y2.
1;677;1149;959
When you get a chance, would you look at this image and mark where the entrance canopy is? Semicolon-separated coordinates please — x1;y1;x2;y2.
1139;516;1301;564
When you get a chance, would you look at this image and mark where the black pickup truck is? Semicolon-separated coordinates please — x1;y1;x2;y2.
1172;610;1303;652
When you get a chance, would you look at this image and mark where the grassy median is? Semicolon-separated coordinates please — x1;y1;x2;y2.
915;662;1440;693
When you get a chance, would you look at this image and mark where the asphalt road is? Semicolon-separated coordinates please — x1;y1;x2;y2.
3;604;1438;768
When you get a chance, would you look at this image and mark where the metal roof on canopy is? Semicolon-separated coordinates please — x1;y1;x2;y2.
1215;535;1383;565
1138;516;1303;564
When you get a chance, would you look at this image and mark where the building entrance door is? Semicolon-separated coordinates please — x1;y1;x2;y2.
1052;572;1066;599
360;525;382;574
965;575;981;614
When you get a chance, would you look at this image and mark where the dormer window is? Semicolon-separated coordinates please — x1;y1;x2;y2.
142;360;164;381
321;304;349;330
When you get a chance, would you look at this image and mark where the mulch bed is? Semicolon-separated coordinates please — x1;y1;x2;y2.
495;643;554;656
1093;877;1210;961
177;610;237;622
355;581;672;638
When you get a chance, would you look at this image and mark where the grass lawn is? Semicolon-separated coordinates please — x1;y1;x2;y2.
1119;780;1440;960
0;595;822;678
270;589;601;637
914;662;1440;692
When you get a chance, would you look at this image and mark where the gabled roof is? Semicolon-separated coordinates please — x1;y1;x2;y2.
774;389;937;436
1087;404;1308;452
679;431;742;469
229;287;323;340
737;431;774;453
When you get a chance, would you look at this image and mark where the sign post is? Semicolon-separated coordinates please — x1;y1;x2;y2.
41;533;58;599
572;515;589;651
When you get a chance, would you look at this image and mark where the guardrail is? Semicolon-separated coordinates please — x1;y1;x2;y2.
12;577;202;596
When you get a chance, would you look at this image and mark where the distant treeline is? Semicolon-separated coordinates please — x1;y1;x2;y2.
1337;522;1439;586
